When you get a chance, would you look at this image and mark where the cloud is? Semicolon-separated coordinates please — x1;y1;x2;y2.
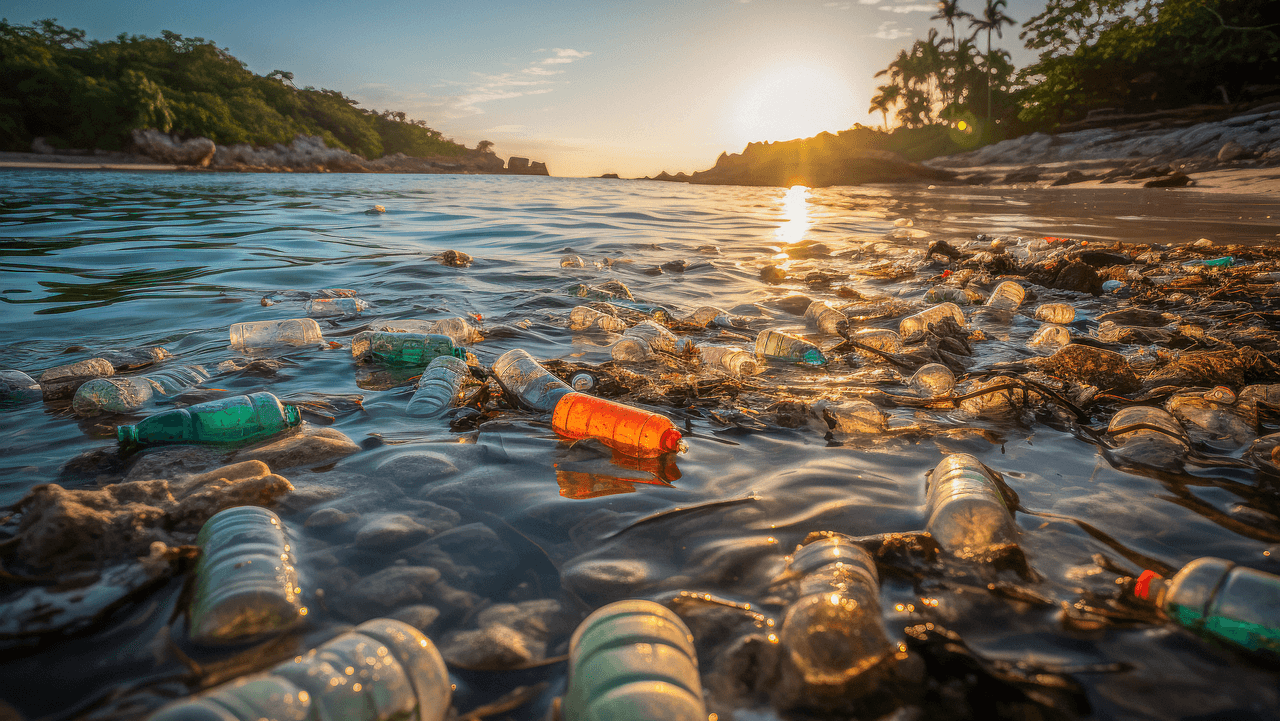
824;1;852;8
523;67;563;76
873;21;913;38
551;48;591;59
880;3;934;12
859;0;881;4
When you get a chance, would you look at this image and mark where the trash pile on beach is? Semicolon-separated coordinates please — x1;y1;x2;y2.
3;232;1280;720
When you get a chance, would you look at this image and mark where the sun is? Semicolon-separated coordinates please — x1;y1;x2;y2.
729;63;852;146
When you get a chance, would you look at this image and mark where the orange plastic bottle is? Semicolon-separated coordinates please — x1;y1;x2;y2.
552;392;687;458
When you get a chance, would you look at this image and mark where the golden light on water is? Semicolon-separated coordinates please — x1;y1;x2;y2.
774;185;811;247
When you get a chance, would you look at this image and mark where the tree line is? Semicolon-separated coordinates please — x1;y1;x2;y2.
0;19;478;159
867;0;1279;143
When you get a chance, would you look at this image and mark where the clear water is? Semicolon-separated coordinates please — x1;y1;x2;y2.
2;171;1279;720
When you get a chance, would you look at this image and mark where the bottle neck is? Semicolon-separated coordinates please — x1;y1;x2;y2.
117;424;139;449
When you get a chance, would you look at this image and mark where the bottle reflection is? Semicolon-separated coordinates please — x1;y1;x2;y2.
554;452;681;499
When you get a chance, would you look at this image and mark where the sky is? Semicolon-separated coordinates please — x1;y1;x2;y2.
6;0;1048;177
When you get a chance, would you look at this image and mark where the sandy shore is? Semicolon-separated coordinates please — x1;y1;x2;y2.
939;159;1280;195
0;151;181;172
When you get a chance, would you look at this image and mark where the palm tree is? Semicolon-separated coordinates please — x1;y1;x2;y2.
869;84;901;130
969;0;1016;128
930;0;973;107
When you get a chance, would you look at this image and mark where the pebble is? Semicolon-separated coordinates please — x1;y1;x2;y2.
305;507;354;528
231;426;359;469
373;451;461;489
354;513;432;549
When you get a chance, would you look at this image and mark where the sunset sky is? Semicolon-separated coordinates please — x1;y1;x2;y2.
7;0;1045;177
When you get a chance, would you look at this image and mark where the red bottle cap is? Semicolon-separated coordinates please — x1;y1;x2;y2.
1133;569;1163;601
659;428;684;454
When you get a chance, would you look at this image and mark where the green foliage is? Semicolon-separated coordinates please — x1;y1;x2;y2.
0;18;469;157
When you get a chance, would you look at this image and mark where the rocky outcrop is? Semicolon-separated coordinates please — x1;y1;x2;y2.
130;128;216;166
207;134;546;175
505;157;550;176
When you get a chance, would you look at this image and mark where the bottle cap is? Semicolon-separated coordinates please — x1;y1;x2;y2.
660;428;685;454
1133;569;1163;601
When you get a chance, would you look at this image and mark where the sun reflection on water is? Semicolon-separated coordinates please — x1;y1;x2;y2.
774;185;811;247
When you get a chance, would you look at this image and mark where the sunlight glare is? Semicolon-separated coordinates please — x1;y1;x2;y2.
774;185;811;245
731;64;851;145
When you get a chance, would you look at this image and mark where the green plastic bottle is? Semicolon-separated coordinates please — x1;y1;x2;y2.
350;331;466;367
1133;557;1280;656
117;392;301;451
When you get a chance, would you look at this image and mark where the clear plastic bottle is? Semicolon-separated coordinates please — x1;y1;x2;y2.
552;392;687;458
1034;303;1075;324
0;369;42;407
147;618;451;721
755;329;826;366
304;297;370;317
189;506;302;645
849;328;903;358
611;320;680;362
562;600;706;721
117;392;302;451
898;302;966;337
1133;558;1280;655
570;371;599;392
925;286;985;305
427;317;483;345
229;318;324;348
570;305;628;333
804;301;848;336
565;281;634;302
925;453;1019;557
1106;406;1188;444
1028;323;1071;349
350;331;466;367
984;281;1025;312
406;356;471;418
683;305;738;328
777;536;895;704
907;363;954;397
698;345;760;376
491;348;574;412
72;366;209;416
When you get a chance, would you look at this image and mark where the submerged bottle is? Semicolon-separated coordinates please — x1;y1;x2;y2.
229;318;324;348
552;392;687;458
189;507;302;645
428;316;483;345
683;305;738;328
849;328;903;359
804;301;848;336
570;305;628;333
898;302;966;337
562;600;706;721
1;369;44;407
72;366;210;416
755;329;826;366
983;280;1025;312
925;454;1019;558
566;280;634;302
925;286;985;305
777;536;895;705
350;331;466;367
491;348;574;412
612;320;680;362
1133;558;1280;655
698;345;759;376
1028;323;1071;350
406;355;471;418
117;392;302;451
304;297;369;317
1034;303;1075;325
907;363;954;397
147;618;451;721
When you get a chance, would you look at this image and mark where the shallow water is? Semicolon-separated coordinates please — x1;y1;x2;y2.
1;171;1279;720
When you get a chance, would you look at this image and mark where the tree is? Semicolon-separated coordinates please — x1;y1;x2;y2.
969;0;1016;128
930;0;974;107
868;84;901;130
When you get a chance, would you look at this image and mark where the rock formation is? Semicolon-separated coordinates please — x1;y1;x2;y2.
130;128;216;166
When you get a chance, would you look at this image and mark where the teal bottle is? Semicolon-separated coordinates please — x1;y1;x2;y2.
351;331;466;367
117;392;301;451
755;329;826;366
562;600;706;721
1133;558;1280;656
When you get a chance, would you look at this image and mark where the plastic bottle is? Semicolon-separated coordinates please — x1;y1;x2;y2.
304;297;369;317
229;319;324;348
562;600;706;721
72;366;210;416
566;281;634;302
1;369;44;406
612;320;680;362
925;454;1019;557
777;536;895;703
924;286;984;305
189;506;302;645
898;302;965;337
804;301;848;336
117;392;302;451
491;348;574;412
552;392;687;458
907;363;954;397
849;328;903;359
983;281;1025;312
350;331;466;367
1132;558;1280;655
428;317;483;345
406;356;472;418
698;345;759;376
683;305;737;328
1034;303;1075;324
1101;280;1126;293
1106;406;1188;445
755;329;826;366
1182;256;1233;270
570;306;628;333
147;618;451;721
1028;324;1071;350
570;371;599;392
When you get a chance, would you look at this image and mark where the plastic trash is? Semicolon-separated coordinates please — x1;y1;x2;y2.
350;331;466;367
372;317;482;345
304;297;369;317
755;329;826;366
804;301;848;336
552;392;687;458
1182;256;1233;270
71;366;209;416
1101;279;1125;293
898;302;965;337
907;363;955;397
189;507;302;645
406;356;471;418
849;328;903;359
925;454;1019;557
683;305;739;328
229;318;324;348
146;618;451;721
117;392;302;451
0;370;42;407
491;348;574;412
924;286;985;305
570;306;628;333
777;536;895;704
1033;303;1074;324
570;371;599;392
1028;324;1071;350
983;281;1025;312
562;600;706;721
1106;406;1188;445
612;320;683;362
38;357;115;400
1133;557;1280;655
566;281;634;302
698;345;759;376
